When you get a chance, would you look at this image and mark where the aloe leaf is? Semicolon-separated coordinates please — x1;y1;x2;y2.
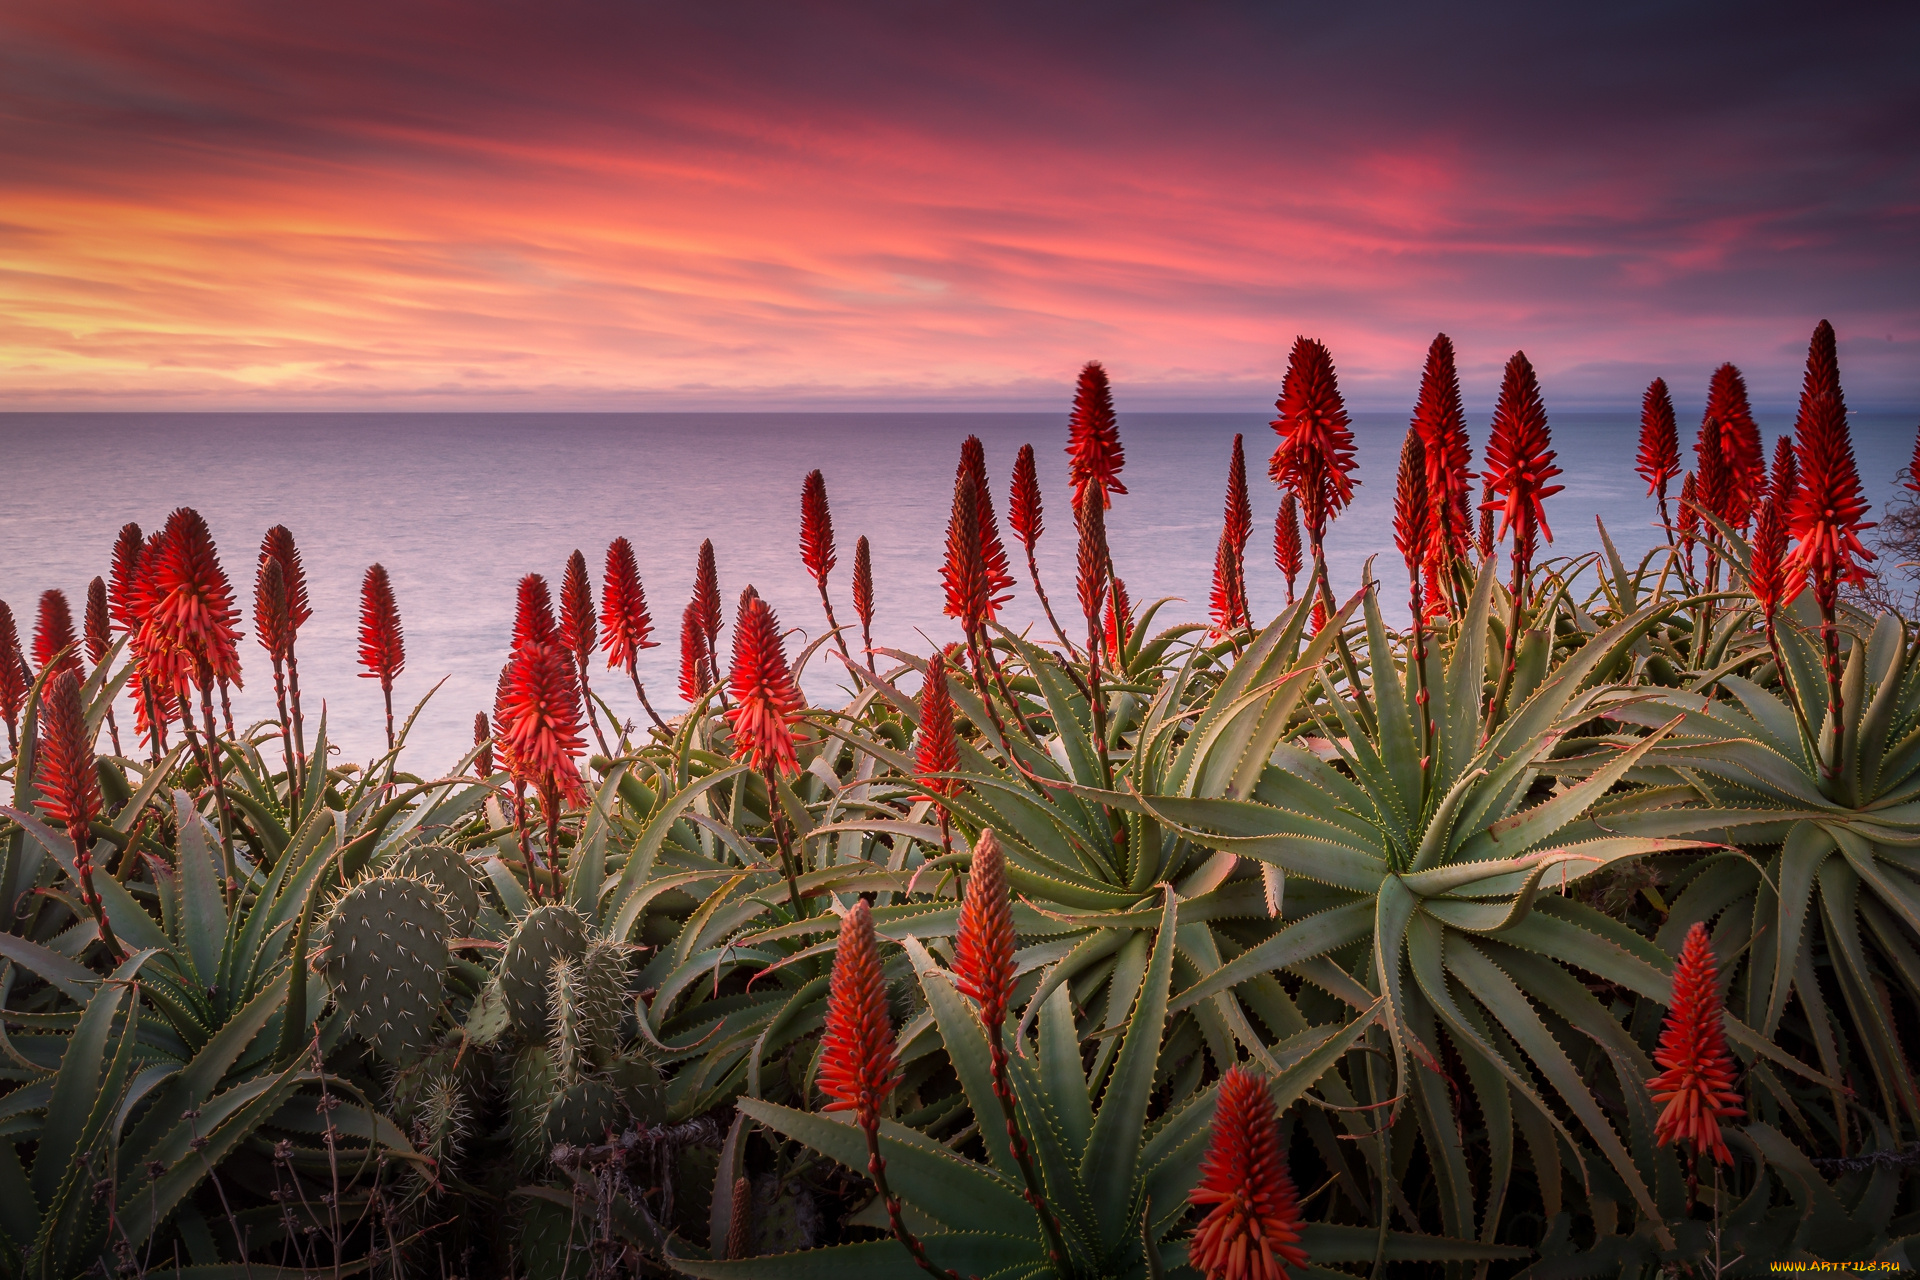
668;1232;1043;1278
0;931;96;1004
901;937;1016;1178
1036;983;1093;1150
29;956;134;1208
0;804;167;954
31;975;136;1277
607;764;752;940
1170;900;1372;1014
1766;820;1837;1032
1081;889;1176;1244
1299;1223;1530;1262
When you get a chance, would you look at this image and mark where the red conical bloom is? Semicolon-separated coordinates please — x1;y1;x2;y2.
1705;364;1765;528
1269;337;1358;550
0;601;29;733
512;574;557;656
958;437;1015;617
800;469;837;590
1649;922;1743;1166
915;650;960;799
139;508;243;691
1189;1064;1310;1280
1067;361;1127;510
34;590;82;685
254;556;294;661
1480;352;1562;569
1274;496;1302;604
1770;433;1799;507
1749;494;1797;617
1695;413;1732;528
474;711;494;776
1106;575;1134;663
108;523;143;634
954;830;1015;1028
1412;334;1472;574
1906;425;1920;495
852;536;875;639
726;592;804;777
1223;434;1253;559
943;470;992;631
35;668;101;832
818;899;900;1126
85;579;111;667
1476;503;1495;562
1075;484;1109;628
600;537;657;673
1209;536;1247;640
356;565;404;692
495;644;588;808
1636;378;1681;502
1009;443;1044;553
560;550;596;667
694;539;723;653
1393;430;1430;593
679;600;710;703
258;526;312;633
1677;473;1701;561
1784;321;1875;612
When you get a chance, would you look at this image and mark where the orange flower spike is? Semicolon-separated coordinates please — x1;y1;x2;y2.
1208;536;1242;640
560;550;596;668
1412;334;1473;573
600;537;657;672
694;539;724;653
1223;433;1252;558
1269;336;1358;550
1189;1065;1310;1280
496;643;588;808
474;711;494;776
357;565;405;693
942;470;990;631
1067;360;1127;510
1705;363;1764;527
725;592;804;777
1393;430;1430;592
1273;496;1302;604
914;650;960;799
108;523;143;635
512;573;557;655
959;436;1015;616
254;557;295;661
1480;351;1562;566
85;578;111;667
1075;484;1109;628
1785;320;1875;612
1649;922;1744;1165
1677;473;1701;557
1636;378;1680;505
34;589;82;684
1749;495;1795;617
678;600;709;703
1906;424;1920;495
1695;413;1732;529
258;526;312;633
0;601;26;739
1106;575;1134;661
817;899;900;1126
800;469;837;591
37;669;120;955
852;535;875;648
140;508;243;692
953;830;1015;1028
1009;443;1044;553
1770;434;1798;507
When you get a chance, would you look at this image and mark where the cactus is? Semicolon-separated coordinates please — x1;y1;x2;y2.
499;903;588;1040
323;874;451;1063
543;1075;621;1148
464;977;511;1047
391;842;482;936
510;1044;560;1169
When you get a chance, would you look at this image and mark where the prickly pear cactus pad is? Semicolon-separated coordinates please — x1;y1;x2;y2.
499;903;589;1040
391;843;483;936
323;875;452;1063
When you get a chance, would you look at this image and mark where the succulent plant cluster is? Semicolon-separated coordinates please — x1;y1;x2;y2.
1;319;1918;1277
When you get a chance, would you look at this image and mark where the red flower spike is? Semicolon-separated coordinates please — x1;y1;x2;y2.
694;539;723;653
474;711;493;776
1075;486;1109;628
1394;430;1430;589
258;526;312;633
1476;503;1495;562
512;574;557;655
491;665;516;776
356;565;405;691
726;592;804;777
1649;922;1744;1166
35;669;101;832
495;644;588;808
1480;352;1563;568
1695;416;1732;527
1677;473;1701;557
1009;443;1044;553
599;537;657;672
1907;425;1920;495
0;601;29;730
1189;1064;1310;1280
1209;536;1246;640
1784;321;1875;611
678;600;710;703
915;650;960;799
1636;378;1681;501
1269;337;1358;550
1106;575;1134;662
852;536;875;636
1770;434;1799;508
34;589;82;684
1412;334;1473;573
560;550;596;667
85;578;111;667
1067;361;1127;510
817;899;901;1126
1274;496;1302;603
254;556;295;661
1224;434;1253;558
140;508;243;692
800;469;837;590
1705;364;1765;527
1749;495;1797;616
109;523;143;634
959;437;1016;617
943;470;991;631
954;830;1016;1028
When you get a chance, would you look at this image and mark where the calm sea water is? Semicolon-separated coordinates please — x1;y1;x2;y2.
2;410;1914;767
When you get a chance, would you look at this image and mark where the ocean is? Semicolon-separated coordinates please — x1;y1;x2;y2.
2;409;1915;767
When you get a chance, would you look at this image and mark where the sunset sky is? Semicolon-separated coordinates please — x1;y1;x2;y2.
3;1;1915;411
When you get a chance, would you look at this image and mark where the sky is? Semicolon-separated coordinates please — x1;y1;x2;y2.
2;0;1916;412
